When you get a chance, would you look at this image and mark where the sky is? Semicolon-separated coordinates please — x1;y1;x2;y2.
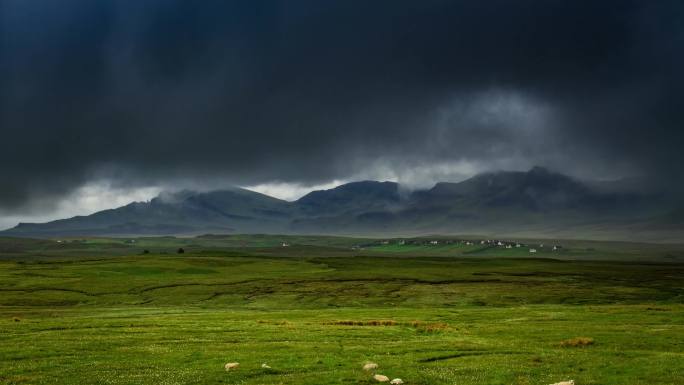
0;0;683;229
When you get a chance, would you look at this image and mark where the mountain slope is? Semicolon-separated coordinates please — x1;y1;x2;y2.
410;167;655;214
288;168;673;235
6;188;295;236
2;168;680;240
296;181;402;215
415;167;593;210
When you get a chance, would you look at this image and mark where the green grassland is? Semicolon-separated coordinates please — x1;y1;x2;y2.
1;235;683;385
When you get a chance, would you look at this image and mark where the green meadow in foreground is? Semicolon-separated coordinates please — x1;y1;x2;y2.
1;235;683;385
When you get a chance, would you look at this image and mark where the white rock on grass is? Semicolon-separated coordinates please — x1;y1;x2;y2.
224;362;240;371
261;363;271;369
549;381;574;385
363;362;379;371
373;374;390;382
390;379;404;384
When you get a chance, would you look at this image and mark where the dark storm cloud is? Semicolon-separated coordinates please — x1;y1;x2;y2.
1;0;683;212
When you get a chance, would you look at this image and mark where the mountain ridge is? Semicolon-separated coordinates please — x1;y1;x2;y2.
3;167;682;241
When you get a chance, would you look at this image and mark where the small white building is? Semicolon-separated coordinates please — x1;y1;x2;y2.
529;248;537;253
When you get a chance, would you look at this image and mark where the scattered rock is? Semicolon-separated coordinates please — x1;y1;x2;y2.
261;363;271;369
224;362;239;371
549;381;574;385
373;374;390;382
390;378;404;384
363;362;379;371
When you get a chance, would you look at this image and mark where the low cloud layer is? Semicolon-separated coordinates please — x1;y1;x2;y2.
1;0;683;220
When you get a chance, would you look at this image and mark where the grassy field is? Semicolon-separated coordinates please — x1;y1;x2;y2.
1;235;683;385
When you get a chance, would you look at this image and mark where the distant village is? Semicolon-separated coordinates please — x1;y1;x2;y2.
52;237;563;255
351;238;563;253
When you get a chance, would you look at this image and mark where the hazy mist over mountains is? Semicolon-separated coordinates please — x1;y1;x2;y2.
4;167;682;242
1;1;683;233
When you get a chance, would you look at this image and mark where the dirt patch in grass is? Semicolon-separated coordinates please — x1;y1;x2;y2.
327;319;398;326
419;350;522;362
256;320;295;327
559;337;594;347
324;319;450;332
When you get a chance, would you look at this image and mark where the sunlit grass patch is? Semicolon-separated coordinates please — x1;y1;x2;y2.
409;321;451;333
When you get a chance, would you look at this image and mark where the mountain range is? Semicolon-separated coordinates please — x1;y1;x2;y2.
3;167;683;242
